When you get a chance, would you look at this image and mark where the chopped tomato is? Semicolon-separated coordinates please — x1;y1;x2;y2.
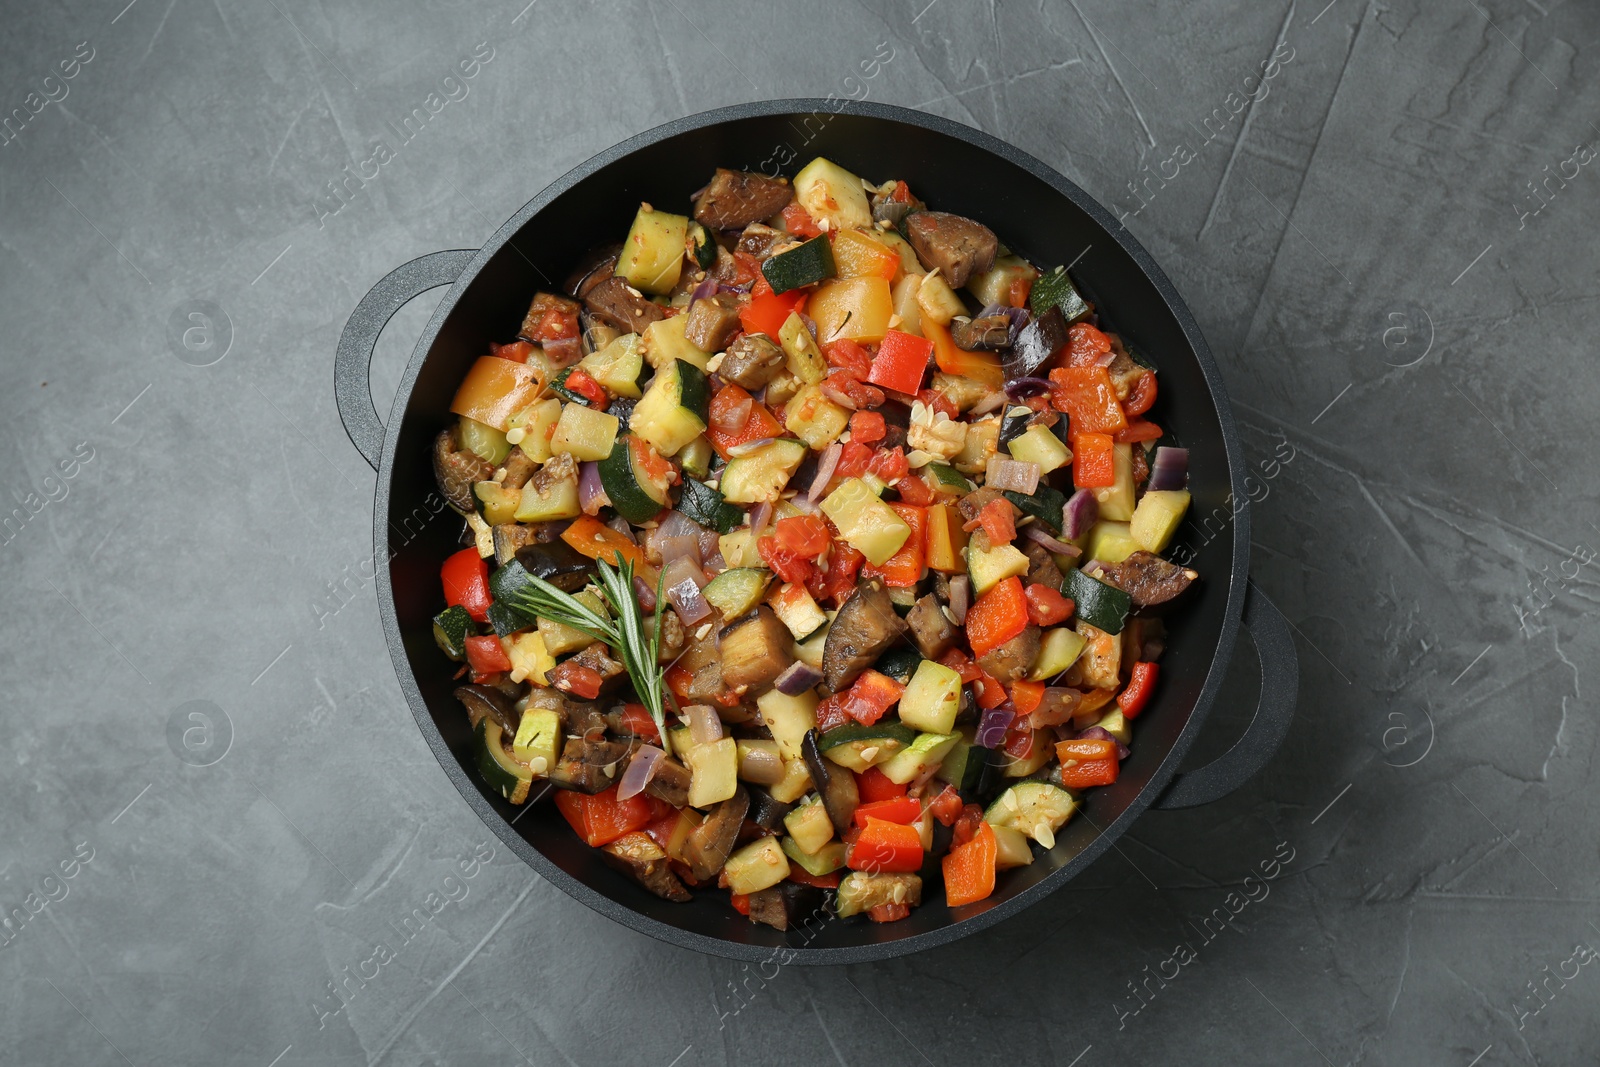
773;514;830;556
856;767;907;803
706;384;784;458
917;388;959;420
866;446;909;485
815;540;865;606
489;339;535;363
938;647;983;684
1049;366;1127;435
824;370;886;410
815;693;852;733
1058;756;1119;790
867;902;911;923
554;785;656;847
1063;321;1112;367
868;329;934;396
441;548;491;622
889;180;913;204
739;286;807;338
863;502;925;587
928;785;965;826
1005;273;1033;309
1010;679;1046;716
1003;722;1035;761
1117;661;1159;719
730;892;752;916
848;818;923;873
562;367;608;407
1072;432;1116;488
788;866;840;889
1024;583;1074;627
464;635;511;675
730;250;762;286
758;534;814;585
833;439;875;480
942;820;997;907
823;338;874;379
841;669;905;727
849;410;886;444
1124;370;1157;416
664;663;694;704
977;498;1016;545
895;472;936;506
618;703;660;742
965;577;1029;657
951;803;985;846
1113;418;1163;445
550;661;603;700
853;795;921;827
781;202;823;238
534;308;581;342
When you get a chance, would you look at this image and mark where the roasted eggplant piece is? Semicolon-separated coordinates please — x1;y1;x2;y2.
602;831;691;902
547;735;631;794
1099;551;1199;609
976;624;1041;684
822;579;908;692
513;539;592;592
904;211;997;288
583;276;666;334
433;427;494;514
491;522;540;565
718;333;786;390
746;786;795;832
683;293;743;352
568;641;627;694
564;244;621;300
684;786;750;881
643;756;693;808
950;313;1013;350
1004;305;1069;380
719;606;796;693
694;169;794;231
745;882;828;931
1021;539;1064;592
453;684;519;735
802;729;860;836
906;594;957;661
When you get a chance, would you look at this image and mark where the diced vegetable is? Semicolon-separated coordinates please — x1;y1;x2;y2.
1029;265;1092;323
1129;489;1191;553
783;795;835;855
617;204;689;295
915;271;966;327
631;358;711;457
942;820;997;907
762;235;836;293
683;736;739;808
877;730;960;785
702;568;772;619
768;582;828;642
983;781;1076;848
967;538;1030;597
896;659;963;735
792;157;872;230
724;836;791;894
720;438;808;504
579;334;645;398
820;477;912;565
1008;424;1071;474
511;706;560;771
777;311;828;384
1030;627;1087;680
450;357;543;431
809;277;894;344
782;836;847;877
642;314;713;372
597;435;672;523
1091;442;1136;520
832;228;901;280
784;382;851;449
1086;520;1140;564
868;329;934;396
550;403;620;462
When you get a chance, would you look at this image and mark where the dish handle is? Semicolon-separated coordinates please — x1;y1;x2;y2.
1156;584;1298;809
335;249;477;469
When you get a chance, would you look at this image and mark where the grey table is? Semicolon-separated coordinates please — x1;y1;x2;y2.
3;1;1595;1064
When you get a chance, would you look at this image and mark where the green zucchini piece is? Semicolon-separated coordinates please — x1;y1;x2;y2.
485;559;544;636
781;836;847;877
474;719;533;803
473;481;521;526
677;477;746;534
1063;567;1132;635
1003;485;1068;533
877;731;960;785
598;435;674;523
702;569;772;620
873;645;922;684
631;358;711;456
719;438;808;504
689;221;718;271
458;417;511;466
1030;266;1092;324
679;436;714;480
816;721;917;753
984;781;1076;847
548;367;594;407
782;796;834;855
927;463;973;494
761;235;836;294
432;605;473;661
836;871;921;918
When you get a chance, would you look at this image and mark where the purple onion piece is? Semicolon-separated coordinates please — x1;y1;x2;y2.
978;303;1030;346
1023;523;1082;558
809;442;842;503
1075;725;1130;761
632;574;658;613
986;456;1040;494
1141;637;1165;662
1062;488;1099;541
774;661;824;696
969;391;1008;416
606;514;637;540
948;574;972;626
616;743;665;799
1004;376;1052;400
686;704;723;744
577;461;609;515
726;436;775;457
1148;446;1189;491
690;278;718;304
662;556;709;625
976;704;1016;748
750;500;775;539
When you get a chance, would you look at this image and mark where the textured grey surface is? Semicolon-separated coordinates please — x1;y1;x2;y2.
2;1;1596;1064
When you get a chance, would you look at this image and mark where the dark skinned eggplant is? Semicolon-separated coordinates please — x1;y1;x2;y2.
719;606;795;692
513;539;593;592
746;786;794;832
905;595;957;661
684;786;750;882
821;579;907;692
602;832;692;902
1004;305;1069;380
453;685;519;736
746;882;829;931
547;736;631;794
642;756;692;808
802;729;860;835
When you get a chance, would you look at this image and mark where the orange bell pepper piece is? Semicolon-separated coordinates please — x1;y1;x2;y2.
1072;432;1115;488
554;785;657;847
848;818;923;873
862;503;926;587
942;820;997;907
925;318;1003;390
965;576;1029;657
562;515;658;585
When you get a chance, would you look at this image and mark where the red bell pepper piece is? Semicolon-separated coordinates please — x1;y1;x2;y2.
464;635;511;675
925;318;1004;390
1073;432;1116;488
1062;321;1112;367
815;693;852;733
562;367;609;407
1024;583;1074;627
730;892;752;916
664;663;694;704
788;866;841;889
972;670;1009;710
617;703;660;742
1113;418;1163;445
549;661;604;700
951;802;985;846
848;818;923;873
928;784;964;826
489;339;536;363
738;286;807;339
1117;661;1159;719
965;576;1029;657
441;548;491;622
1049;366;1128;434
840;669;905;727
938;647;983;684
942;820;997;907
855;766;907;803
554;784;656;847
862;503;926;588
867;902;911;923
868;329;934;396
852;795;921;827
1058;756;1119;790
1003;722;1035;762
1055;737;1118;761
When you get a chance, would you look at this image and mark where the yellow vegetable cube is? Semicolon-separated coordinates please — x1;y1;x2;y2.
820;477;911;565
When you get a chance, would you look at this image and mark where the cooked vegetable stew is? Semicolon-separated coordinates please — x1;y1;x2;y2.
432;159;1198;928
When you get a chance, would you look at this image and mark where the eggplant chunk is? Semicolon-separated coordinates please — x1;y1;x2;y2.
746;786;794;832
1021;539;1064;592
683;293;743;353
453;684;519;735
719;606;796;693
565;245;622;299
906;594;957;661
583;276;666;334
1099;551;1198;609
976;624;1041;684
514;539;593;592
520;291;582;340
836;872;922;918
500;449;538;490
642;756;693;808
905;211;998;288
746;882;828;931
802;729;860;835
694;169;795;231
1004;306;1069;380
950;314;1013;350
569;641;627;694
822;580;908;692
718;333;786;390
684;786;750;881
547;736;630;794
433;428;494;514
603;831;691;902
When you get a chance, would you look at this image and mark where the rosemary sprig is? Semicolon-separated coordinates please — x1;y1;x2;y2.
502;557;671;740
